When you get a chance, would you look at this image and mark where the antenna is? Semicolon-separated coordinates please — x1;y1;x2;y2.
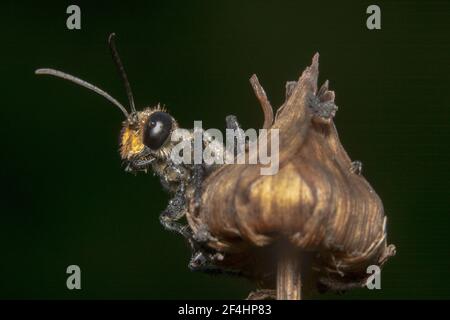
35;68;130;118
108;33;136;113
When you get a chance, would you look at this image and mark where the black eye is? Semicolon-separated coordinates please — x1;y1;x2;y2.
143;112;173;150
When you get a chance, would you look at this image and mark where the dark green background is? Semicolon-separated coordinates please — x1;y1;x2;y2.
1;0;449;299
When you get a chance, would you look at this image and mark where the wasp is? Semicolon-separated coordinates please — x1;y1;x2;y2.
36;34;396;300
35;33;241;272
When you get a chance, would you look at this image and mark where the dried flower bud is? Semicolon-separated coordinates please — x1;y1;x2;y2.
187;53;395;297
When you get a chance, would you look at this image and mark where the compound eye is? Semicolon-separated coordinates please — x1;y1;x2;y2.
143;111;173;150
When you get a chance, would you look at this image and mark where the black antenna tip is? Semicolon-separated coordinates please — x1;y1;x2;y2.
107;32;137;114
108;33;116;43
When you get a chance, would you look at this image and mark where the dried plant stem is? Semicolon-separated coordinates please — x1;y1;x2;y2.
276;255;302;300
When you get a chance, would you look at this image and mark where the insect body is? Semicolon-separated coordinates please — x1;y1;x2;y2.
36;33;223;270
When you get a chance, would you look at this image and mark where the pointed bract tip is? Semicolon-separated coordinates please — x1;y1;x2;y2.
312;52;320;65
310;53;319;73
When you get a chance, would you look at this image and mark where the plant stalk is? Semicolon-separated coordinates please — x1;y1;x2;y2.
276;255;302;300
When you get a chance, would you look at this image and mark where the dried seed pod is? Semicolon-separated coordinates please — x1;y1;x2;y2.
187;53;395;299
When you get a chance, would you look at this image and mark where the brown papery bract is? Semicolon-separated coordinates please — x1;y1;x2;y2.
187;54;395;299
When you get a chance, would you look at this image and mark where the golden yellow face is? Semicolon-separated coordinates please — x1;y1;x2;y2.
120;125;145;160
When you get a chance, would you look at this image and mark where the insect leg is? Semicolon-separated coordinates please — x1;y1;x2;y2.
159;176;172;192
126;158;154;172
308;82;338;122
225;114;242;131
350;160;363;175
159;184;191;240
189;251;221;270
192;164;205;210
225;115;246;156
159;212;191;239
188;250;243;277
192;223;218;243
